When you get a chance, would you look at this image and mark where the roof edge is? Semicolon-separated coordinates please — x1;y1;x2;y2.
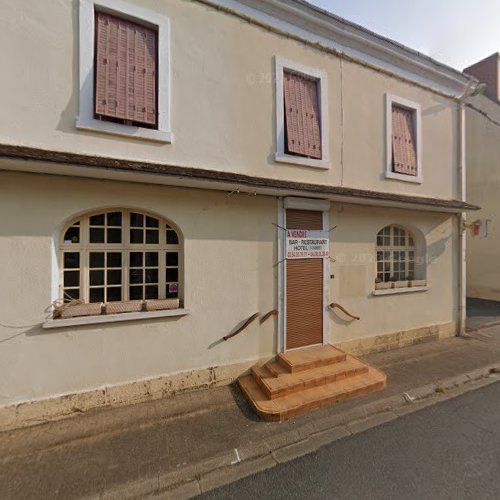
200;0;473;97
0;144;479;213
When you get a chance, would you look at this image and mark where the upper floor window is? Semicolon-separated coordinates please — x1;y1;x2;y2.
60;209;182;310
275;57;329;169
76;0;172;143
94;12;158;128
385;94;422;184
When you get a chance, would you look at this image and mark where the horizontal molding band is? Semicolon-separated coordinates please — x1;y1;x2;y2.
0;144;479;212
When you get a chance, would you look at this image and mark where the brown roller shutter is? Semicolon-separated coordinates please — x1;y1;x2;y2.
286;209;323;231
95;12;157;127
286;209;324;350
284;71;322;159
392;104;417;176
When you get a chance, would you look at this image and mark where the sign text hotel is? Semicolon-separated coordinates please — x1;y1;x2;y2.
286;230;329;259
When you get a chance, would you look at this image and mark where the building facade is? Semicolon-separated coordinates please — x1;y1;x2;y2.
464;54;500;301
0;0;477;428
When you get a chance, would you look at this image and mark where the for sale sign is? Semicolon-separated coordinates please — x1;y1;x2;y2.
286;230;329;259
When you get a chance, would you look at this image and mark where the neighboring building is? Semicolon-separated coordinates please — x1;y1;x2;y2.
464;54;500;301
0;0;477;427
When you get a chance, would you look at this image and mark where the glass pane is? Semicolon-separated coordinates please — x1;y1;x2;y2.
130;252;143;267
89;288;105;303
89;252;105;268
166;268;178;282
107;252;122;268
129;286;143;300
64;252;80;268
129;269;143;284
63;226;80;244
145;269;158;284
376;251;383;262
377;235;383;246
64;270;80;287
130;229;143;244
90;227;105;243
145;252;159;266
166;229;179;245
145;230;159;244
146;216;159;228
90;214;105;226
107;212;122;226
64;289;80;302
166;284;178;298
90;270;105;286
107;228;122;244
166;252;178;266
130;213;144;227
145;285;159;300
107;269;122;285
107;287;122;302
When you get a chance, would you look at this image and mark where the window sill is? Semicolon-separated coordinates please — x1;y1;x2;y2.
275;152;330;170
75;117;173;144
372;286;429;296
42;308;190;329
385;171;423;184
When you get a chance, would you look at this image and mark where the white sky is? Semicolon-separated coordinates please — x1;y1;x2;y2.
308;0;500;71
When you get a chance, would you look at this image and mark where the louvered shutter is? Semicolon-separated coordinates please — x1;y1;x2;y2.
392;105;417;176
95;12;157;127
284;71;322;159
285;210;324;350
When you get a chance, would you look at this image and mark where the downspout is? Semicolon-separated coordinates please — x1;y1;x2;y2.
457;100;466;336
456;80;485;336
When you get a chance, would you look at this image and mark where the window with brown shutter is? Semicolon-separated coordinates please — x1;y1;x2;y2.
94;11;158;129
283;71;322;159
391;104;417;176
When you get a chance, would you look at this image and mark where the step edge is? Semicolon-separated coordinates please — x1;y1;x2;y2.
239;370;387;419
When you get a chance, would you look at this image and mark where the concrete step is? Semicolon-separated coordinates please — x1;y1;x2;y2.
252;355;369;399
238;366;387;421
276;344;346;373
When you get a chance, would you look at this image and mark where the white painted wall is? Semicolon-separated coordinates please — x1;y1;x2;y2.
466;95;500;300
0;171;457;405
0;0;458;199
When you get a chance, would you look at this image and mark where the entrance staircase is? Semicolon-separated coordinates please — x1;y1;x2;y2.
238;345;386;421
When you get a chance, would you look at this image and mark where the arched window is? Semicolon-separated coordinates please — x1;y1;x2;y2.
376;225;415;282
60;209;182;304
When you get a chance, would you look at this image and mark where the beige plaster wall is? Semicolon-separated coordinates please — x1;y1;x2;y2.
466;95;500;300
0;171;457;407
0;171;277;406
329;203;458;344
0;0;457;198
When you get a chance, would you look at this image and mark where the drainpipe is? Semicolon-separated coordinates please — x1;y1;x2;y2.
457;100;466;336
456;82;485;336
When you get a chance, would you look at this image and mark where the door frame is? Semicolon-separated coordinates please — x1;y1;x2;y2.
278;197;331;353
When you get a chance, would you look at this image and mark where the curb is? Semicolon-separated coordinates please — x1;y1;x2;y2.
97;363;500;499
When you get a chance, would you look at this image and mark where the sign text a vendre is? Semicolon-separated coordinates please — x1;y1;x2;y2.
285;229;329;259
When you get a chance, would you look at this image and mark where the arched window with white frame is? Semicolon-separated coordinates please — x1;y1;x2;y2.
59;209;182;309
376;225;416;283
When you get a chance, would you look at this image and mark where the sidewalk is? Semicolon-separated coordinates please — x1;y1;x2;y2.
3;318;500;499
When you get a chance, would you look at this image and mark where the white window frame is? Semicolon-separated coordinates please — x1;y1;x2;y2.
76;0;172;143
274;57;330;169
385;94;422;184
59;209;183;305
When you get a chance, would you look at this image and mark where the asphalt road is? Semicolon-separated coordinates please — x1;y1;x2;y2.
199;381;500;500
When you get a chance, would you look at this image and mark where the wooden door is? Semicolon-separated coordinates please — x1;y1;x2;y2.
286;209;324;350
